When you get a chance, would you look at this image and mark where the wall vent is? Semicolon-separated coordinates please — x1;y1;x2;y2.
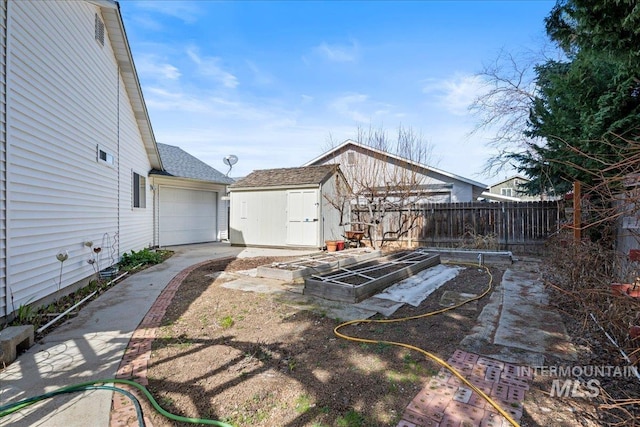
95;13;104;46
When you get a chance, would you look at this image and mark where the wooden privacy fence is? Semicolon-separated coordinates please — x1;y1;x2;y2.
351;201;561;254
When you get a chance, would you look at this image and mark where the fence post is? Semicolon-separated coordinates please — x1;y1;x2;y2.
502;203;508;251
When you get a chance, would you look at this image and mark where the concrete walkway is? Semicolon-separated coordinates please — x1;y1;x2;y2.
0;243;316;427
461;258;577;366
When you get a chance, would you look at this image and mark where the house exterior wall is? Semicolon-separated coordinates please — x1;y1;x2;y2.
230;189;289;247
311;147;475;203
488;176;545;201
2;0;152;314
150;175;228;245
489;177;525;197
117;73;153;253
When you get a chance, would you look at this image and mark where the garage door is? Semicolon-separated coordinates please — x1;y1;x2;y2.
159;187;217;246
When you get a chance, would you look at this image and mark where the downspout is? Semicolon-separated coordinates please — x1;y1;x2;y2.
2;0;9;318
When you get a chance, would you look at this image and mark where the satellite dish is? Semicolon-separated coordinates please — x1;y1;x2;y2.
223;155;238;166
223;154;238;176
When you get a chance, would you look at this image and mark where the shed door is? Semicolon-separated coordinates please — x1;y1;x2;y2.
159;187;217;246
286;190;318;246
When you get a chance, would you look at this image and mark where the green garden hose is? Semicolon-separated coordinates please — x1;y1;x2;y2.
0;384;144;427
0;379;233;427
334;261;521;427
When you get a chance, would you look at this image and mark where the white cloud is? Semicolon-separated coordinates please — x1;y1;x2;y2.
136;54;181;81
328;93;397;124
132;1;202;24
144;87;212;113
314;40;359;62
422;74;485;116
186;47;239;89
329;93;370;122
245;60;273;86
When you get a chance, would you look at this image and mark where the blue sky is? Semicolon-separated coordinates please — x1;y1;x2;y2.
120;0;555;183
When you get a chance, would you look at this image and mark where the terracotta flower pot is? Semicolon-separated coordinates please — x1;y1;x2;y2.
611;283;632;295
325;240;338;252
627;287;640;298
336;241;345;251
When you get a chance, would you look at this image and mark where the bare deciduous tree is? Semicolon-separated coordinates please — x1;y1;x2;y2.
324;125;434;249
468;47;560;174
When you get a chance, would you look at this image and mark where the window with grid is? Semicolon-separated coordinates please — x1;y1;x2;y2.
133;172;146;208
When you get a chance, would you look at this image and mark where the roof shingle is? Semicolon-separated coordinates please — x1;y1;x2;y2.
151;143;234;184
230;165;338;189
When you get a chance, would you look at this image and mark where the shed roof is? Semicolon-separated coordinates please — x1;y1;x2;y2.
150;143;234;184
230;165;338;189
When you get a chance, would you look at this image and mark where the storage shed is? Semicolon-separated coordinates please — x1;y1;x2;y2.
229;165;349;248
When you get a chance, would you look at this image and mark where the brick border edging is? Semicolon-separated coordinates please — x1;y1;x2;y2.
109;257;236;427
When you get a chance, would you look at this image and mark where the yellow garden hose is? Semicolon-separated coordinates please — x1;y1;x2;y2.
333;261;521;427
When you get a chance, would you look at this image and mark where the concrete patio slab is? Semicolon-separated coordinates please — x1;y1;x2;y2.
461;259;577;366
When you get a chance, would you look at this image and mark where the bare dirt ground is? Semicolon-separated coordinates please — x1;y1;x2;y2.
143;256;497;427
141;255;633;427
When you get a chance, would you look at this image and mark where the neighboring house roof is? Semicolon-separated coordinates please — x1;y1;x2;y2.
304;139;488;190
489;174;530;188
230;165;339;190
92;0;162;170
151;143;234;184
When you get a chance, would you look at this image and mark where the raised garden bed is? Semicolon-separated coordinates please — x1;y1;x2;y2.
304;249;441;303
256;248;381;281
422;248;514;265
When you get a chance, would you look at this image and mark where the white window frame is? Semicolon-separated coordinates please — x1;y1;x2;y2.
97;145;115;166
347;151;356;166
501;188;513;197
132;171;146;209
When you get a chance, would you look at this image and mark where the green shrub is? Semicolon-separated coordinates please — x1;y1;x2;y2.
119;248;166;270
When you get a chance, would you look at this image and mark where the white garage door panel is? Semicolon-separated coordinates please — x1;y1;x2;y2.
160;187;217;246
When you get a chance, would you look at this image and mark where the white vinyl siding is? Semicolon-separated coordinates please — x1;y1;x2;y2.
4;1;152;310
117;72;152;254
